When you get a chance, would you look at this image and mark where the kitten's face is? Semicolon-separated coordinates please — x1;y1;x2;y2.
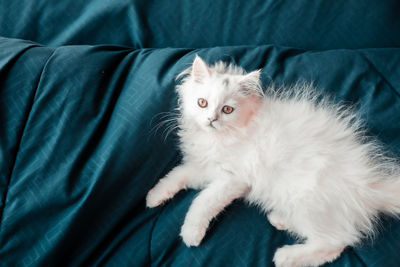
178;56;262;133
187;77;240;131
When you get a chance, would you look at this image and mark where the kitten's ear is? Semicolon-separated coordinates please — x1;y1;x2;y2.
192;55;211;83
238;70;263;97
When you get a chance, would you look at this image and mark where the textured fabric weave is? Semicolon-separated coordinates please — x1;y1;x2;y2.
1;0;400;266
0;37;399;266
1;0;400;50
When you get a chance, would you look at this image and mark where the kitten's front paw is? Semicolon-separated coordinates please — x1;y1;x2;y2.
146;186;175;208
146;188;166;208
180;221;207;247
146;179;178;208
146;175;186;208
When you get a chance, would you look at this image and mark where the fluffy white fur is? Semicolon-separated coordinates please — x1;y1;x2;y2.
146;55;400;267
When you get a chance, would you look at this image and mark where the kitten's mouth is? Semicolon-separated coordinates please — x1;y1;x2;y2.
208;122;217;129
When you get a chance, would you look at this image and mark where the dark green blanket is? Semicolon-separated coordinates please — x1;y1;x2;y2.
0;37;399;266
1;0;400;50
1;0;400;266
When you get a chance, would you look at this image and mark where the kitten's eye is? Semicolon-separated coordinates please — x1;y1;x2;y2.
222;105;234;114
198;98;208;108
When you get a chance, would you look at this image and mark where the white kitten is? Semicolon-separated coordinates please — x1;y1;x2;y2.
146;55;400;267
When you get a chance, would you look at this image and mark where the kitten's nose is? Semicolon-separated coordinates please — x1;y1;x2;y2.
208;116;218;122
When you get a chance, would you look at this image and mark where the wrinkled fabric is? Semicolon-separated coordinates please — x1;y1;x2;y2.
1;0;400;50
1;0;400;266
0;37;399;266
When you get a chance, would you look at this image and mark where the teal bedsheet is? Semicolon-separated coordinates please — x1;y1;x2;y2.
1;0;400;50
0;37;399;266
1;0;400;266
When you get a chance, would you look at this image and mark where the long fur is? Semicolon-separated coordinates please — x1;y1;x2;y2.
147;56;400;267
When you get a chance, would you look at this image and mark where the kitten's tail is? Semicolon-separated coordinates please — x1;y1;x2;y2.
369;176;400;216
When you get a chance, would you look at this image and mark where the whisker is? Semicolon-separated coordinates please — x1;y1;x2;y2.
149;110;181;142
161;121;179;140
163;125;180;142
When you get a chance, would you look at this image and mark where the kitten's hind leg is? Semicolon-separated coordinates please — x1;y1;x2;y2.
180;179;249;247
267;211;288;230
146;164;198;208
273;241;344;267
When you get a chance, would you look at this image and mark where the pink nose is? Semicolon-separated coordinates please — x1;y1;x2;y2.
208;117;218;122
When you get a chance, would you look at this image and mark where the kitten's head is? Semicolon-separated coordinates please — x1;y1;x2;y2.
177;55;263;133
